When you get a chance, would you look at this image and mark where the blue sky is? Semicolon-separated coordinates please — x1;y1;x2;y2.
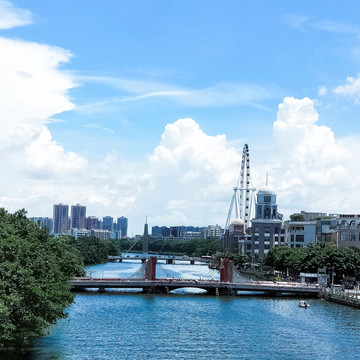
1;1;360;234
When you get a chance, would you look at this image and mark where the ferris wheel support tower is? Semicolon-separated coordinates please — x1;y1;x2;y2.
225;144;256;230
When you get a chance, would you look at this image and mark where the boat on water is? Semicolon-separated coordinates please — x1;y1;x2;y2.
299;300;310;308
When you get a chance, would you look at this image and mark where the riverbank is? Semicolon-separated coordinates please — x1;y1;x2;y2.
321;286;360;309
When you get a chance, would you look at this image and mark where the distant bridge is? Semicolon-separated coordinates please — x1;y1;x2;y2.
71;257;320;297
108;255;211;265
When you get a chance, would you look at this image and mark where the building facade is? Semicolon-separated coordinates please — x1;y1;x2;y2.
117;216;128;238
332;214;360;249
28;217;53;232
250;188;283;259
53;203;69;234
222;218;246;253
102;216;114;232
71;203;86;229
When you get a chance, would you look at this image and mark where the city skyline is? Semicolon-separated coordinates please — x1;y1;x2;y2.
1;1;360;234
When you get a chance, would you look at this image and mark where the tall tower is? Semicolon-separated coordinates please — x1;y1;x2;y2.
71;203;86;229
117;216;128;238
143;217;149;256
251;187;282;259
53;203;69;234
255;189;278;220
102;216;114;231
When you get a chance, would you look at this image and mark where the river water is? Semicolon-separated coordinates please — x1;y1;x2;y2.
6;260;360;359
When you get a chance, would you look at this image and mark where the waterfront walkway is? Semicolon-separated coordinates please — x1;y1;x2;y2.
321;286;360;308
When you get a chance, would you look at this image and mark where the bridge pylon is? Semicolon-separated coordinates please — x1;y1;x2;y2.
220;259;233;282
144;256;157;280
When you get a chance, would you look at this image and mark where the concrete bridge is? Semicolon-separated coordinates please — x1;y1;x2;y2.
70;257;320;297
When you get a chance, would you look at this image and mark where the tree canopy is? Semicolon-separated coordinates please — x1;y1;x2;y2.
0;209;84;348
120;237;221;257
264;243;360;281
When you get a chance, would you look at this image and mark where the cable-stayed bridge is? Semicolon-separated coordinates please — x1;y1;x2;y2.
70;257;320;297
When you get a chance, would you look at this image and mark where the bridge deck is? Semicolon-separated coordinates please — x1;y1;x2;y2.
69;278;320;296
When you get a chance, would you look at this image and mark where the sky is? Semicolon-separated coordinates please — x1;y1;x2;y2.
1;1;360;235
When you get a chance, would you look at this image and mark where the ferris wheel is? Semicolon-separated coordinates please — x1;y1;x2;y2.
225;144;256;230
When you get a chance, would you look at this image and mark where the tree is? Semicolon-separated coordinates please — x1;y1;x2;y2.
265;242;360;281
289;213;305;221
0;208;84;348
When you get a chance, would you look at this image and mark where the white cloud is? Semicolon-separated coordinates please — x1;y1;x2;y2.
333;74;360;102
318;86;328;96
0;0;32;29
76;76;279;112
145;118;242;227
270;97;358;216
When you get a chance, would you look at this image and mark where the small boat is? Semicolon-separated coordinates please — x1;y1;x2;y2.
299;300;310;308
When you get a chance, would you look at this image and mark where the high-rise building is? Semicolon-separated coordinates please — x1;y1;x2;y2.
85;216;100;230
29;217;53;232
103;216;114;231
71;203;86;229
53;203;69;234
117;216;128;237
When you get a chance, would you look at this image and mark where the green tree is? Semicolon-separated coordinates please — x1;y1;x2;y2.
0;208;84;348
289;213;305;221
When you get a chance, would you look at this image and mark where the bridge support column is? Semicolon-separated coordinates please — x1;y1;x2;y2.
220;259;233;283
190;260;195;265
98;287;105;293
145;257;157;280
166;259;174;264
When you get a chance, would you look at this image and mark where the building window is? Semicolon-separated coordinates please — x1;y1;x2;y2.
350;232;357;241
340;221;349;229
350;221;357;229
341;232;348;241
264;227;270;234
254;227;259;233
295;235;304;242
291;234;294;242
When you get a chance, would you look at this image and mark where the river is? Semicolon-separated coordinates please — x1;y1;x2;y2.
5;259;360;359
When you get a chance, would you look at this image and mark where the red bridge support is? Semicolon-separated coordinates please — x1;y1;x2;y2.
144;256;157;280
220;258;233;283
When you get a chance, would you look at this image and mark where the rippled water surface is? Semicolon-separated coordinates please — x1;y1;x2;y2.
7;261;360;359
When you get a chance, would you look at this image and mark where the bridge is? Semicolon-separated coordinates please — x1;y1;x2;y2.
108;255;211;265
70;257;320;297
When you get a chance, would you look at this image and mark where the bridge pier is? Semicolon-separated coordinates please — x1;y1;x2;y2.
142;285;168;295
166;259;174;264
190;260;195;265
98;287;106;293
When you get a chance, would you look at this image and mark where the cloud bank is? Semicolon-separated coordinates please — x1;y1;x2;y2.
271;97;357;215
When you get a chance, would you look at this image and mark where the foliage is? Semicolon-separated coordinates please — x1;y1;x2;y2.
264;242;360;281
215;252;248;268
289;213;305;221
63;236;119;265
120;237;221;257
0;208;85;348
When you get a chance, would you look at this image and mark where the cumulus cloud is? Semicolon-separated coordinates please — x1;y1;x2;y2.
271;97;357;216
333;74;360;102
0;6;91;215
146;118;242;226
0;0;32;29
